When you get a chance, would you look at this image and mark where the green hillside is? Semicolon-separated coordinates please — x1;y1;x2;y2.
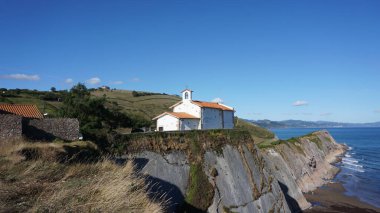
0;89;180;120
234;118;276;144
92;90;180;120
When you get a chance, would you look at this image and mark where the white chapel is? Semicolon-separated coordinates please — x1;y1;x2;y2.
153;89;235;131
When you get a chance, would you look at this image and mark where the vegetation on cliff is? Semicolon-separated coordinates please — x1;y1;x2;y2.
257;130;333;151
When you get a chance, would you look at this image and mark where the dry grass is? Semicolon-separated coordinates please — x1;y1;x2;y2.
0;139;164;213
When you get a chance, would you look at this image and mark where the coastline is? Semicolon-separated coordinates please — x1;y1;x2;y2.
303;143;380;212
297;138;347;193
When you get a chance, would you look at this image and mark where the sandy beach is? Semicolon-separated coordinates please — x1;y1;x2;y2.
304;182;380;213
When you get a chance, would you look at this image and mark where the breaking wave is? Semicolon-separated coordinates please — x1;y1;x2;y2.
341;147;364;172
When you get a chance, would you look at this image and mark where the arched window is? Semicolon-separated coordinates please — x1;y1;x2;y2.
185;92;189;99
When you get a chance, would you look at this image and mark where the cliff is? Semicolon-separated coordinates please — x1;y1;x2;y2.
260;131;346;211
111;128;346;212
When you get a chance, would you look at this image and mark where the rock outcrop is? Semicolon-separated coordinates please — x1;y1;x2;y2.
114;129;345;212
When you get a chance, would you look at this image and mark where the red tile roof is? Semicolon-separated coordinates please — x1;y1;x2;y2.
169;101;234;111
152;112;199;120
0;104;43;119
191;101;234;111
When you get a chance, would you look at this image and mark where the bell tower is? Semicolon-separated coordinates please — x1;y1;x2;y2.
181;89;193;102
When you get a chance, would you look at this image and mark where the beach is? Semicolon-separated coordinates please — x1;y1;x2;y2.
304;182;380;213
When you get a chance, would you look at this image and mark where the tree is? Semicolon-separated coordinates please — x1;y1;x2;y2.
132;90;138;97
59;83;133;149
50;87;56;92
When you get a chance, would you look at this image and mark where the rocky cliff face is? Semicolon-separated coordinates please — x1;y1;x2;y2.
261;130;346;211
114;129;345;213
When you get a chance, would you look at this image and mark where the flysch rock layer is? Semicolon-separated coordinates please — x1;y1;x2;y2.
131;151;190;212
205;145;291;213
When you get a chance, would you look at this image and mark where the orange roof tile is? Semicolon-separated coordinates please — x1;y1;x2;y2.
152;112;199;120
191;101;234;111
0;104;43;119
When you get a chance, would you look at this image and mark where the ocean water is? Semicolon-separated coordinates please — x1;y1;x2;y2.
272;127;380;208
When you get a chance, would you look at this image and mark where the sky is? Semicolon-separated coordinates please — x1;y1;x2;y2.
1;0;380;123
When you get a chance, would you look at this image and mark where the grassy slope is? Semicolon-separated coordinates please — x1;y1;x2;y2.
234;118;276;144
92;90;180;120
0;140;163;212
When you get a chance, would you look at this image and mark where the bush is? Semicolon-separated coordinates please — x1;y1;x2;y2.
40;93;63;101
132;90;163;97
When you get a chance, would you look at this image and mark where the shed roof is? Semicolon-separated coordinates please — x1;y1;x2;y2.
0;104;43;119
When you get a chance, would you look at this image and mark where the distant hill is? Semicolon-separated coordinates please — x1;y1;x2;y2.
248;119;380;129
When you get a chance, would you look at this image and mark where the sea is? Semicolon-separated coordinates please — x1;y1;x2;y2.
272;127;380;208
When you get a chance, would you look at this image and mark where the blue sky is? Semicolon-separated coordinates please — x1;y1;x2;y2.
1;0;380;123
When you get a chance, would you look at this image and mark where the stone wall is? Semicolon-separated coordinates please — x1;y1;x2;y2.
0;114;22;140
25;118;80;141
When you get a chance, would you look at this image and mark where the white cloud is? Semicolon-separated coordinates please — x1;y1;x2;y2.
320;112;332;116
111;81;124;85
211;97;223;103
86;77;101;85
130;77;140;82
65;78;73;84
374;109;380;113
0;73;40;81
292;100;308;106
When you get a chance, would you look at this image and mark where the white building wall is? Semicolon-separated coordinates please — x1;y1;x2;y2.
201;108;223;129
156;115;179;131
180;119;200;130
173;102;201;118
223;111;235;129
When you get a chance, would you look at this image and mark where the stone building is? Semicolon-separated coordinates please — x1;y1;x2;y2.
0;104;80;141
